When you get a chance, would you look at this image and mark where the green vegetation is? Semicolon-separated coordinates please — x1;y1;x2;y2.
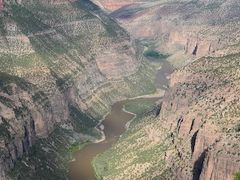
235;172;240;180
144;50;168;61
124;98;157;116
69;105;98;133
68;142;89;154
142;40;169;63
0;73;32;91
235;124;240;132
0;1;163;180
92;99;169;180
9;126;95;180
10;4;50;34
0;119;11;140
86;61;158;119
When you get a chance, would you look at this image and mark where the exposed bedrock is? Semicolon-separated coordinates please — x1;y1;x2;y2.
91;0;146;11
0;0;146;178
160;51;240;179
89;1;240;180
94;0;240;58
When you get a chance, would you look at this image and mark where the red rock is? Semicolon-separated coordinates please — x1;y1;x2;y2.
93;0;145;11
0;0;3;12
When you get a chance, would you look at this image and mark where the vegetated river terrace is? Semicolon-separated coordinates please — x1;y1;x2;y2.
68;60;173;180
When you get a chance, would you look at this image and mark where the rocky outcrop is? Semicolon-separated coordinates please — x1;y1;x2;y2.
91;44;240;180
160;49;240;179
200;151;240;180
0;74;62;176
104;0;240;59
91;0;145;11
0;0;150;179
0;0;3;12
88;1;240;180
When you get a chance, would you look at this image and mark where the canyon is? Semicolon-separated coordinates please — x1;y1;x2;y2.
0;0;239;180
0;0;155;179
92;0;240;180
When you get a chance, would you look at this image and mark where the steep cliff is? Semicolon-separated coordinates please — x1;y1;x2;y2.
93;46;240;180
92;0;240;179
161;48;240;180
0;0;157;179
96;0;240;62
91;0;146;11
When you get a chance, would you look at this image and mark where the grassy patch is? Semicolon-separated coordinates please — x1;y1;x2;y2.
10;4;50;34
124;98;157;117
93;99;165;180
141;39;169;63
235;124;240;132
69;105;98;133
93;114;169;180
144;50;168;61
0;119;11;140
235;172;240;180
68;141;89;154
9;126;94;180
0;72;32;91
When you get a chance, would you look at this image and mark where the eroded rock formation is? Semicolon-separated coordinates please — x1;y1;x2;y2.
92;0;145;11
91;1;240;179
0;0;152;179
95;0;240;59
160;49;240;179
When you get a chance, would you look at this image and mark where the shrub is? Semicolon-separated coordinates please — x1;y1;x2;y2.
235;124;240;132
234;172;240;180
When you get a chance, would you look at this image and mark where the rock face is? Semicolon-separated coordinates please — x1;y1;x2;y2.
160;49;240;180
91;1;240;180
91;0;145;11
93;47;240;180
0;74;50;178
0;0;154;179
96;0;240;59
0;0;3;11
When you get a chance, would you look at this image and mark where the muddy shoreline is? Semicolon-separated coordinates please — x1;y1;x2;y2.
68;98;159;180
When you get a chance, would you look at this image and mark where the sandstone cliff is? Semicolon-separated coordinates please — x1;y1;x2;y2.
0;0;156;179
91;1;240;179
160;48;240;180
91;0;146;11
96;0;240;61
93;46;240;180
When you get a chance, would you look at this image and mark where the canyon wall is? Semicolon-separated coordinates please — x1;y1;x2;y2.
0;0;239;179
91;1;240;179
0;0;154;179
160;48;240;179
93;45;240;180
0;0;3;11
91;0;145;11
97;0;240;59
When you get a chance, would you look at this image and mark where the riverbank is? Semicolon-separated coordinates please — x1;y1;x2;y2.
89;88;165;145
69;54;172;180
92;97;161;180
69;97;159;180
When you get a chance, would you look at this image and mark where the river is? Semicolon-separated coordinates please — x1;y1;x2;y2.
68;60;173;180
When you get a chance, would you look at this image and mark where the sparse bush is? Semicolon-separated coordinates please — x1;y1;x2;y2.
234;172;240;180
235;124;240;132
